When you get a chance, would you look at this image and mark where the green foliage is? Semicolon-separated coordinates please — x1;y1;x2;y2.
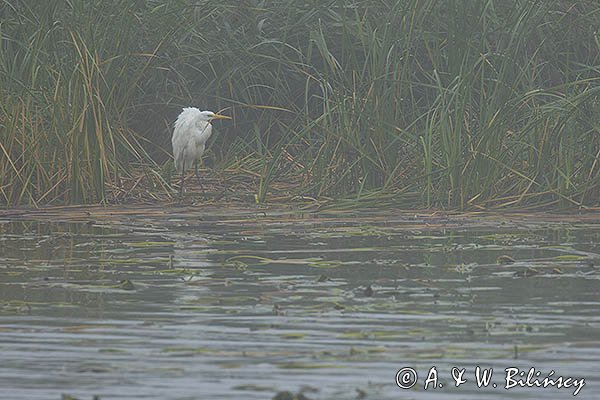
1;0;599;207
0;0;167;204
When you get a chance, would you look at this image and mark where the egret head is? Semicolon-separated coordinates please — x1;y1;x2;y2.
174;107;232;137
198;110;232;121
179;107;231;123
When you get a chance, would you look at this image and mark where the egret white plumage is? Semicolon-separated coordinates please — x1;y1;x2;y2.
172;107;231;196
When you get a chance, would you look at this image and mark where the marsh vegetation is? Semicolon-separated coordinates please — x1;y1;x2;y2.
1;1;599;207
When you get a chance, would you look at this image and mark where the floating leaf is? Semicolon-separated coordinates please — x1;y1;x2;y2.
497;255;516;264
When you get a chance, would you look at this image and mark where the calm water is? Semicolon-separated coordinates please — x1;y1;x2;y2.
0;207;599;399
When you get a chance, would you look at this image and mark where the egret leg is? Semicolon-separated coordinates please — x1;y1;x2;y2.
179;160;186;200
195;161;204;192
195;161;201;183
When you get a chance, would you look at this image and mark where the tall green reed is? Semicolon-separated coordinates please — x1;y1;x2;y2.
1;0;598;208
1;1;171;205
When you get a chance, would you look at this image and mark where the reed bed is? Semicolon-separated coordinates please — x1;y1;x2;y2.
1;0;599;208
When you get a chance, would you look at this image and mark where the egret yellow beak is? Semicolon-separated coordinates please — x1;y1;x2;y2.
212;114;232;120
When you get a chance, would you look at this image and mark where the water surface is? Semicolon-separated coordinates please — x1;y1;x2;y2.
1;207;599;399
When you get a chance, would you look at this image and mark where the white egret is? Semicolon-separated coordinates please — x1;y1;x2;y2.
172;107;231;196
